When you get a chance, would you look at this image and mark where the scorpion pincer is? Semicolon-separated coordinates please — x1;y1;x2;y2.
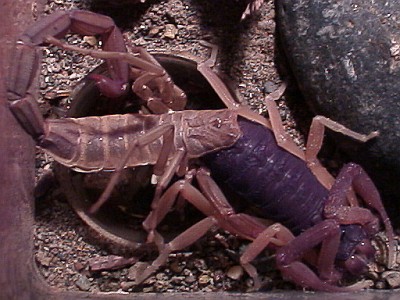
7;10;395;292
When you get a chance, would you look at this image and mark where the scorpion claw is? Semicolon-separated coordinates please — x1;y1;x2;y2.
88;74;128;98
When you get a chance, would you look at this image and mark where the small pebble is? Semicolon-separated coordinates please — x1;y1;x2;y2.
73;261;85;271
170;260;185;273
215;269;227;282
171;276;185;284
198;274;210;285
127;262;148;281
375;280;388;290
47;273;58;282
156;272;168;281
193;258;207;270
75;274;91;291
35;251;52;267
226;265;244;280
120;281;136;291
184;275;197;284
367;271;379;281
263;81;279;94
83;36;97;46
382;271;400;288
148;26;161;36
163;24;178;39
142;286;154;293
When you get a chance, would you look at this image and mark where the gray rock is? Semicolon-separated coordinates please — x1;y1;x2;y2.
75;274;91;291
276;0;400;221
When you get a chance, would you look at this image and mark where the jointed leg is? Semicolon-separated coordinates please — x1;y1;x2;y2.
136;216;219;284
142;170;197;247
197;41;242;110
197;42;275;128
305;116;378;189
324;163;395;267
198;42;305;160
88;123;178;213
240;223;294;289
262;83;305;160
276;219;355;292
139;168;296;287
276;163;394;291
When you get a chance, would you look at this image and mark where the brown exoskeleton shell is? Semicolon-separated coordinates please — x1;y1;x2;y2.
55;54;237;252
44;110;241;173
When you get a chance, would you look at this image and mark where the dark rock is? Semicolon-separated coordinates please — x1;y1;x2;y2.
276;0;400;222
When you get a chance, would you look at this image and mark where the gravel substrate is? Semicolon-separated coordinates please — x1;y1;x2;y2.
33;0;400;294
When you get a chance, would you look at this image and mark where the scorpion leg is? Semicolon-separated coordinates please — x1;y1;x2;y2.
196;41;232;108
198;42;307;161
142;169;202;247
197;41;248;111
88;123;177;213
140;168;296;288
304;116;379;189
275;219;367;292
136;216;219;284
130;47;187;112
239;223;295;289
324;163;395;268
89;119;189;215
197;42;279;131
276;163;394;291
262;83;305;160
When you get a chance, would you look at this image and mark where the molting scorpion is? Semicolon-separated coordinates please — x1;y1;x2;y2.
7;10;395;292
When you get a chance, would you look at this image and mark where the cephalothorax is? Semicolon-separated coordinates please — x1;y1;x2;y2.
8;10;395;292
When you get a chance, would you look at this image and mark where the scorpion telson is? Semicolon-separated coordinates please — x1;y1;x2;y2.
7;10;395;292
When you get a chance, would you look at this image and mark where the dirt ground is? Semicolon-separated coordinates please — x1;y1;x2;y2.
33;0;400;294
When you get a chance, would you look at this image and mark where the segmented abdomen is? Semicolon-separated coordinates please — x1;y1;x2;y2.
41;114;165;172
203;117;329;234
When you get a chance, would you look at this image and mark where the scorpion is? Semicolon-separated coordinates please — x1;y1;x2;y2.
7;10;395;292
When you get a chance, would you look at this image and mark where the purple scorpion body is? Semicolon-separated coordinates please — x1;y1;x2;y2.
204;117;377;274
205;117;327;234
